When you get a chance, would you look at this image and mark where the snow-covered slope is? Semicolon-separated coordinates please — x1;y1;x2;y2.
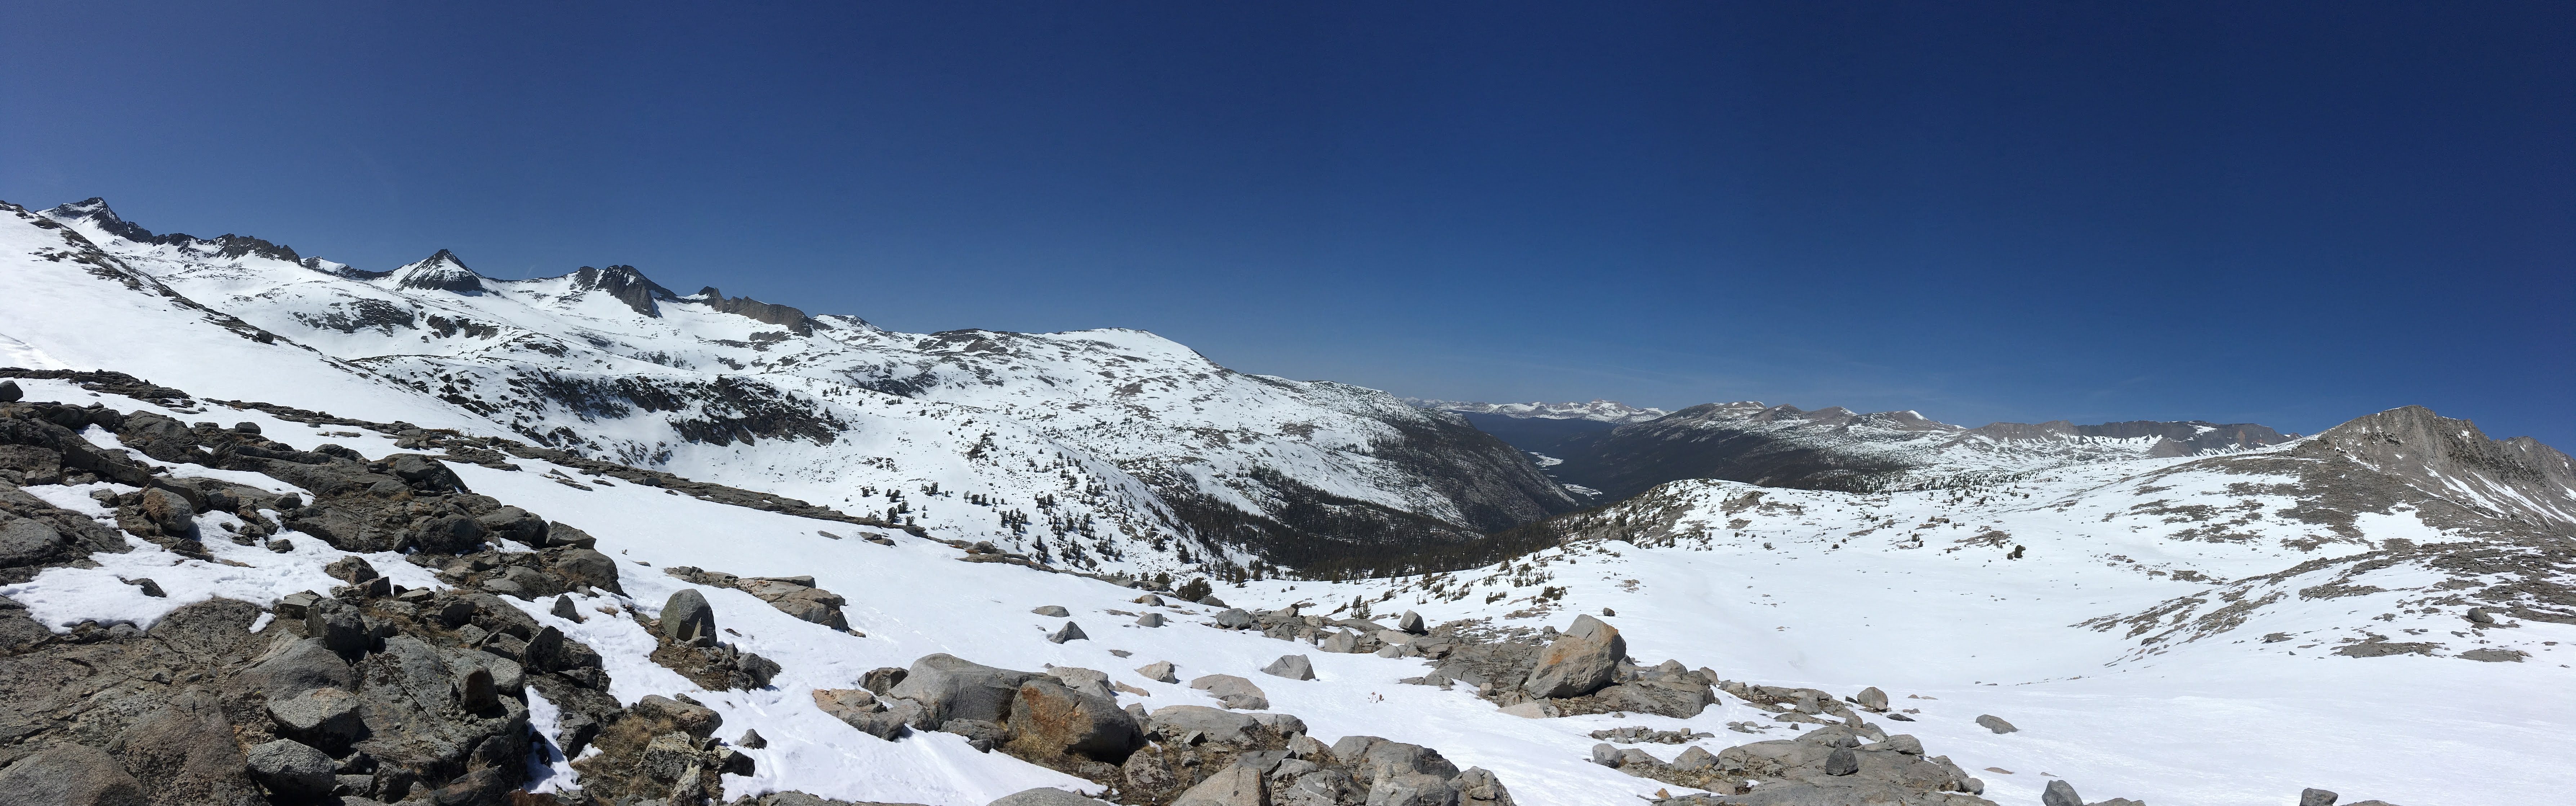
11;198;1576;576
1210;405;2576;805
1544;401;2299;502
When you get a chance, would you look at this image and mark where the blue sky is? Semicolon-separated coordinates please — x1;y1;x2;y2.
5;2;2570;446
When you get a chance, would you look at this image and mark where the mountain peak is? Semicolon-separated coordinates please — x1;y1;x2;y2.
39;197;158;243
389;249;487;294
571;264;675;317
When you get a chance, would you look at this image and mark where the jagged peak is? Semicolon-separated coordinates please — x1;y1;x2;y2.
570;264;675;317
389;249;488;294
40;197;157;244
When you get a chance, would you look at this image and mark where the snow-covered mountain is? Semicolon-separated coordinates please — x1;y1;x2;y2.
1408;399;1670;424
1540;401;2298;502
3;195;2570;806
6;198;1575;577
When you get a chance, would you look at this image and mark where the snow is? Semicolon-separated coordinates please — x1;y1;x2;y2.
6;197;2571;805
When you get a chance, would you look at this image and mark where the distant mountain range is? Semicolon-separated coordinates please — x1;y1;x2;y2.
1416;398;2299;501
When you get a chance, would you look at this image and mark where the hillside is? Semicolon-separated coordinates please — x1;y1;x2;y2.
4;198;1576;576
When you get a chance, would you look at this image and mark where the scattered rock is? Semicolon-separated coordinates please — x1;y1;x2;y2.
551;594;584;622
1855;686;1889;712
1033;605;1071;617
1213;608;1255;629
1260;654;1316;681
1188;674;1271;710
2043;779;2083;806
2460;648;2527;662
245;738;336;797
1137;660;1179;683
1523;614;1624;698
1397;610;1425;633
1976;714;2018;734
659;589;718;645
1135;613;1166;628
989;788;1113;806
2301;788;2339;806
1048;621;1089;643
739;729;768;749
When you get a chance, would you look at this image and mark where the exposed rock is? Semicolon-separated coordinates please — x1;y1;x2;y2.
1523;615;1624;698
1138;660;1180;683
814;688;913;740
1006;677;1145;763
245;738;336;797
1856;686;1889;712
1975;714;2018;734
990;788;1114;806
1033;605;1072;617
1261;654;1317;681
1189;674;1271;710
0;742;146;806
738;729;768;748
890;653;1048;728
1136;613;1166;628
2043;779;2083;806
1048;621;1089;644
267;686;365;750
1214;609;1256;629
660;588;718;644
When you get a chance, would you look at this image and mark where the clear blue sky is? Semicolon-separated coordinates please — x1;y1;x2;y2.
5;2;2570;446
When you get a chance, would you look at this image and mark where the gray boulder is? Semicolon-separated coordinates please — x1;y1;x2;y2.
888;653;1046;727
1397;610;1425;633
1006;678;1144;762
2042;779;2083;806
1137;660;1179;683
990;787;1114;805
245;739;336;797
1213;608;1256;629
1523;614;1624;699
1048;667;1117;700
550;594;584;622
1975;714;2019;734
634;694;726;738
1135;612;1166;628
1146;705;1262;746
304;597;368;654
266;686;363;750
1173;761;1265;806
139;487;194;534
1856;686;1888;712
661;588;717;644
1823;746;1859;776
238;636;356;695
1188;674;1270;710
0;743;146;806
812;688;912;740
0;515;67;567
2301;789;2339;806
1261;654;1316;681
548;547;621;593
0;380;17;403
1046;621;1088;643
1032;605;1071;617
1453;767;1517;806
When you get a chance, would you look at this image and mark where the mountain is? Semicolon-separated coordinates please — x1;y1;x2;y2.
1408;398;1670;424
1539;401;2299;502
6;198;1575;576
